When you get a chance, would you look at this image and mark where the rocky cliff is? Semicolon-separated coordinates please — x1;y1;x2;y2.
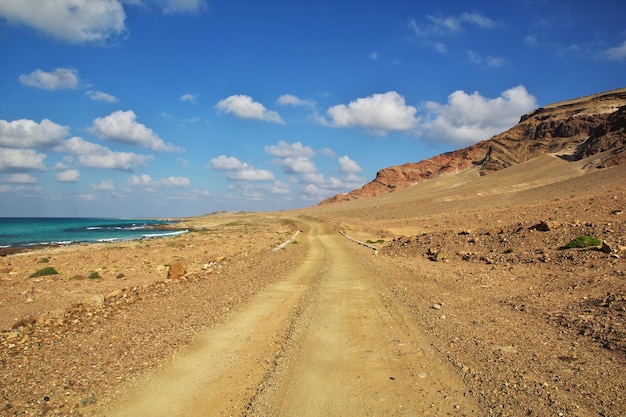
321;87;626;204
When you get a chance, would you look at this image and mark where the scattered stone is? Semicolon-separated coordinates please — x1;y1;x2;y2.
78;396;97;407
167;261;185;280
600;240;614;254
431;303;442;310
488;228;504;236
83;294;105;308
500;345;517;353
531;220;559;232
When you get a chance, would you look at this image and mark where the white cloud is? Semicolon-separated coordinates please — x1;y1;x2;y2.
321;91;418;134
216;95;284;124
19;67;79;90
210;155;275;181
0;0;127;44
266;141;318;176
276;94;316;109
337;156;362;174
0;148;47;172
90;180;115;190
58;136;153;170
433;42;448;54
86;90;118;102
0;118;69;148
130;0;207;14
605;40;626;61
128;174;153;187
467;50;509;68
1;173;38;183
269;181;291;195
158;176;190;187
90;110;183;152
409;11;496;36
421;85;538;145
369;51;378;60
180;93;198;103
56;169;80;182
265;140;315;159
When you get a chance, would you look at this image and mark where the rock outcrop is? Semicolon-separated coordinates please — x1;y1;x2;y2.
321;87;626;204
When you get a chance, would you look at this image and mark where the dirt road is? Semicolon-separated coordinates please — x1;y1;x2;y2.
100;219;480;416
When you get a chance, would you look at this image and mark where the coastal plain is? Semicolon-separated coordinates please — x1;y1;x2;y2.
1;159;625;416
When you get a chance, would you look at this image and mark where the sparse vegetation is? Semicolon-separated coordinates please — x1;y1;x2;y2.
88;271;102;280
565;235;601;249
30;267;58;278
38;257;49;263
366;239;385;244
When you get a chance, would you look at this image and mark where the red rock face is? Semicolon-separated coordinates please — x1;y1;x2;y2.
321;88;626;205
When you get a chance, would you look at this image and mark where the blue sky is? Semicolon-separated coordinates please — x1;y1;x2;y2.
0;0;624;218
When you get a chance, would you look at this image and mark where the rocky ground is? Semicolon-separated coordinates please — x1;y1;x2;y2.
1;162;625;416
0;214;304;416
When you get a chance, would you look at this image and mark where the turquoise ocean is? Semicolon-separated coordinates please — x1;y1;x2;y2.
0;218;187;248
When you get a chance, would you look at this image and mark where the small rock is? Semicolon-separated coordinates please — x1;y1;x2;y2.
105;289;122;300
78;396;96;407
167;261;185;280
600;240;613;254
431;303;442;310
83;294;105;308
532;220;559;232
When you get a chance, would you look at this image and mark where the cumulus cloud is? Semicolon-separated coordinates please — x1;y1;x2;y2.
90;110;183;152
321;91;418;134
0;0;127;44
57;136;153;170
56;169;80;182
86;90;118;102
210;155;275;181
158;176;190;187
216;95;284;124
19;68;79;90
0;118;69;148
179;93;198;103
337;156;362;174
421;85;538;145
409;11;496;36
1;173;38;184
129;173;189;189
0;148;47;172
128;174;153;187
265;140;315;159
276;94;316;109
129;0;207;14
266;141;318;176
605;40;626;61
90;180;115;190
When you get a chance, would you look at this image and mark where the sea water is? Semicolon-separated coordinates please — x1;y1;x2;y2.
0;218;187;248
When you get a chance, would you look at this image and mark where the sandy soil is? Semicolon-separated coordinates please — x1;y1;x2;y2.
1;157;625;416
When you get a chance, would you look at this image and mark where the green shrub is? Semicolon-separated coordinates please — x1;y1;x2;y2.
30;267;58;278
38;257;49;263
565;235;601;249
88;271;102;280
116;273;125;279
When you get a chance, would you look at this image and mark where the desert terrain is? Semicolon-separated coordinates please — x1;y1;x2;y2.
1;151;624;416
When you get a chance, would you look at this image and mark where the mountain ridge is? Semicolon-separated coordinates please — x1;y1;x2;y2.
321;87;626;205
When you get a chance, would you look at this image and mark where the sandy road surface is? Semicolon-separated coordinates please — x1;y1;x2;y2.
99;219;479;416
